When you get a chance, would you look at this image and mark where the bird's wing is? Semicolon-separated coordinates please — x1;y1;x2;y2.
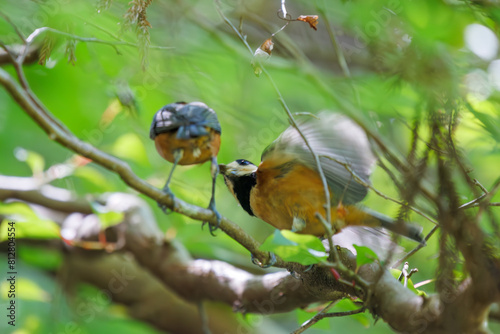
150;102;221;140
262;112;376;205
149;102;185;139
180;102;221;134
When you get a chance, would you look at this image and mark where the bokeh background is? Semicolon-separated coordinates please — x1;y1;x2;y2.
1;0;500;333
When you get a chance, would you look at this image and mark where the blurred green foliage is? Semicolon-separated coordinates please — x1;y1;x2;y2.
1;0;500;333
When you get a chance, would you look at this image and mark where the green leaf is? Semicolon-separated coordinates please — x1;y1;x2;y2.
0;278;51;302
352;245;379;269
73;165;112;190
14;148;45;176
260;230;327;265
90;202;124;228
0;202;60;240
111;133;149;165
19;245;63;270
98;211;124;228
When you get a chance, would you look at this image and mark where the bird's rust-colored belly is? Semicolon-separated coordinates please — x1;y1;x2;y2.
250;163;329;236
154;129;220;165
251;162;377;236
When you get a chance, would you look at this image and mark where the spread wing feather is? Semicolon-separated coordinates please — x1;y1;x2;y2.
262;112;376;205
150;102;221;140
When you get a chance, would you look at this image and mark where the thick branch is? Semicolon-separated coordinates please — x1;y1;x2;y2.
125;236;333;313
64;250;255;334
0;44;39;65
4;176;497;332
0;175;92;213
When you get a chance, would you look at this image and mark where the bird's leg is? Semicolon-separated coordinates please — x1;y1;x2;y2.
158;149;183;214
251;252;277;268
203;156;221;235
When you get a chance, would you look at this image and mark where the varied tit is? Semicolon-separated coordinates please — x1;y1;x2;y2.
219;112;424;243
150;101;221;232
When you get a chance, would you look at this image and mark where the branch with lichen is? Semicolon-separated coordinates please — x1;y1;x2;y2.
0;173;465;332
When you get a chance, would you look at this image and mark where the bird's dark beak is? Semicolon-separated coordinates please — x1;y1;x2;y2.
218;164;227;174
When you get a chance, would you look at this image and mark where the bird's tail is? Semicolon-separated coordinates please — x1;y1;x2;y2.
362;208;426;245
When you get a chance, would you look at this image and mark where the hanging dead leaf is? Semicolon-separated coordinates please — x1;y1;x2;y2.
251;38;274;76
259;37;274;55
297;15;319;31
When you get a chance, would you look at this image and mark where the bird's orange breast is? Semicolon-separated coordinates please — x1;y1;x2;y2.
250;157;378;236
154;128;220;165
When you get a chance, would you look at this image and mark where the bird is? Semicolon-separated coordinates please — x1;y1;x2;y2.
219;112;425;243
150;101;221;231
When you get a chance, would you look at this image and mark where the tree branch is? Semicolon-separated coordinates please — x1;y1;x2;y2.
3;173;498;332
0;66;280;268
0;175;92;214
64;248;254;334
0;44;39;65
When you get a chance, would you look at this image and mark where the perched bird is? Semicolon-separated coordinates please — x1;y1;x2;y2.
219;112;424;243
150;101;221;230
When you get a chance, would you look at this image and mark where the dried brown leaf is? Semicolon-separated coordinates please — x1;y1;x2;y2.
297;15;319;31
259;37;274;55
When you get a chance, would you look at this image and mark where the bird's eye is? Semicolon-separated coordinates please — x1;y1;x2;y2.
236;159;251;166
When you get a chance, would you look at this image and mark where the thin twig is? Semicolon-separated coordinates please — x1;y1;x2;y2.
280;0;287;19
262;66;334;234
271;22;289;36
74;16;123;41
0;11;26;42
315;4;350;78
398;262;418;287
291;305;365;334
21;27;172;63
290;301;336;334
321;307;365;318
198;302;212;334
392;225;439;268
293;112;320;119
215;0;334;256
477;176;500;220
321;154;438;225
374;153;403;191
315;212;339;263
413;279;434;289
0;39;74;137
459;179;489;210
214;0;253;54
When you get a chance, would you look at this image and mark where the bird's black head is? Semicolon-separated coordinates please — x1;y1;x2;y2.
219;159;258;216
235;159;254;166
